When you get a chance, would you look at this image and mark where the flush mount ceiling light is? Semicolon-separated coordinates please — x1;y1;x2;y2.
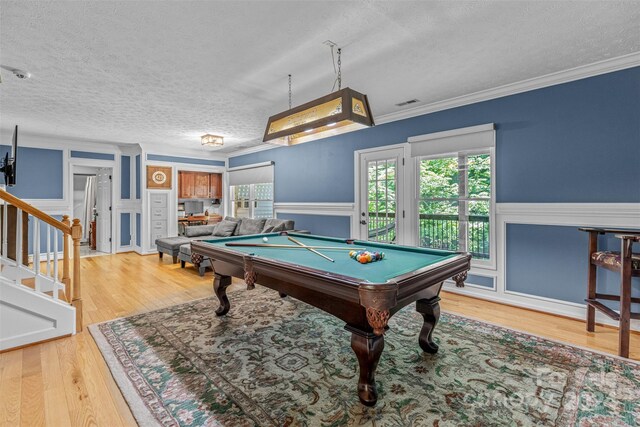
201;134;224;147
263;47;374;146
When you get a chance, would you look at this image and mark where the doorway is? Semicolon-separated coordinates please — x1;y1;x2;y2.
72;167;112;257
357;146;406;245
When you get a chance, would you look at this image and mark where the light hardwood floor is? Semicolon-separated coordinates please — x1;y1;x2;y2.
1;252;638;426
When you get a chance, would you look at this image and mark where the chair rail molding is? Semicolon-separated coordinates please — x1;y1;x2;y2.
496;203;640;228
274;202;355;215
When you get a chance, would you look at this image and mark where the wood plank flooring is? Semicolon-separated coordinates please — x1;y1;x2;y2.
1;252;637;426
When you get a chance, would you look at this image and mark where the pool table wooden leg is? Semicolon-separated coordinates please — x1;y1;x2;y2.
213;273;232;316
416;296;441;354
452;271;467;287
348;327;384;407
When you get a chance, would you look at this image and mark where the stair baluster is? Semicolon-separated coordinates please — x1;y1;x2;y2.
33;218;40;291
0;188;83;350
53;225;59;299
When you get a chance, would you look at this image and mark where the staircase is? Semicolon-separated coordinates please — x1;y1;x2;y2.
0;188;82;351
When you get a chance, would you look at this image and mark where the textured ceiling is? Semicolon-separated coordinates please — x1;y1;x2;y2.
1;1;639;153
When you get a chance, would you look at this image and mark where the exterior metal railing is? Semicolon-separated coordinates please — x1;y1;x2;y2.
367;212;490;259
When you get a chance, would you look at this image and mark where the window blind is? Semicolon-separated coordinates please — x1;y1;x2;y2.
408;123;495;157
228;162;274;186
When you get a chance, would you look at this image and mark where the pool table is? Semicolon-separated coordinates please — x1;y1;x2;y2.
191;232;471;406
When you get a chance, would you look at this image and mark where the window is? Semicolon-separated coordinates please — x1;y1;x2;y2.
228;163;274;219
409;123;495;264
418;152;491;259
230;183;274;218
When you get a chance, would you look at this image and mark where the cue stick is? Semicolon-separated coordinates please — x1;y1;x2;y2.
287;236;335;262
225;243;365;250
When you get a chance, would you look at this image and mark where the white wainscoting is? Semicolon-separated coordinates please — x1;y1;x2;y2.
273;201;640;331
274;202;357;232
446;202;640;331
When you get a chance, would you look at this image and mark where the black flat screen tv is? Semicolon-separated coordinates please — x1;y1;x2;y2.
1;125;17;186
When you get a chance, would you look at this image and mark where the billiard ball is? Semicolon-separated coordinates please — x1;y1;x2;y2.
262;237;269;242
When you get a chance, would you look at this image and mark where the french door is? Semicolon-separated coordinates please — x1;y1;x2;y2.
230;183;274;219
357;147;406;244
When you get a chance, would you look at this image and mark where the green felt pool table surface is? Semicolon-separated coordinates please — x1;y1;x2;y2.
201;233;457;284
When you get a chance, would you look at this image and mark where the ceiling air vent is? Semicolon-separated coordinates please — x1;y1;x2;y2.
395;99;420;107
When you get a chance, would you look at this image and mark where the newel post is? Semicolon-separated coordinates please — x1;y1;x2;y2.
71;218;83;331
61;215;71;291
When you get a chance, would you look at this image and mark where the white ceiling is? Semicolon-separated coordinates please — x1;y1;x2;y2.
1;1;639;154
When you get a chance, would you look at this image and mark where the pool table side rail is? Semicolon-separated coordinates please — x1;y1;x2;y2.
191;239;365;303
191;238;470;288
191;238;471;309
198;232;460;258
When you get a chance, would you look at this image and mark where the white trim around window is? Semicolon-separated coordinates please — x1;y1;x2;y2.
409;124;497;270
408;123;495;157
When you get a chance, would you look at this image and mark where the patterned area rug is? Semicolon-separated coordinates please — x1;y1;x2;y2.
90;285;640;427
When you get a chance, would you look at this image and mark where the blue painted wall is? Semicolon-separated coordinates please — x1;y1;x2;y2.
230;68;640;308
0;146;64;199
120;213;131;246
70;150;115;161
135;213;141;247
277;213;351;238
506;224;639;310
147;154;225;167
135;155;141;199
121;155;131;199
230;67;640;204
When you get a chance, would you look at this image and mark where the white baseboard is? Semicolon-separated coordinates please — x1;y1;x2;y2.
443;280;640;332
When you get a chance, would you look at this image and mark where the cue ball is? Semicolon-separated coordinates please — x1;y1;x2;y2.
262;237;269;242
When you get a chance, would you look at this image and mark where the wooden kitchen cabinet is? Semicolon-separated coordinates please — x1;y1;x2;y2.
179;171;195;198
209;174;222;198
194;173;210;198
178;171;223;199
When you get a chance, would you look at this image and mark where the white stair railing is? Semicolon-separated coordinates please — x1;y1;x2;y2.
0;189;83;331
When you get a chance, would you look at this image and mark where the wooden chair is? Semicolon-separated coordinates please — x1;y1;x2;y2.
579;227;640;358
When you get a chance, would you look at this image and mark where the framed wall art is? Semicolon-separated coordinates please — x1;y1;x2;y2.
147;165;172;189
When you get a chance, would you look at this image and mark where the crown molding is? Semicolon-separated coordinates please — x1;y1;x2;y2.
225;142;278;158
6;53;639;160
376;52;640;125
139;143;227;162
0;129;138;153
228;53;640;159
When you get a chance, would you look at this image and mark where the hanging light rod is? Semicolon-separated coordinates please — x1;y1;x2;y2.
263;47;374;146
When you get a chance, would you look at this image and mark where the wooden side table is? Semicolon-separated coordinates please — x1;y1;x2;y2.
90;220;97;250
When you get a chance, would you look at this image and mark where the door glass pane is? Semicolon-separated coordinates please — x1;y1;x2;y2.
231;184;250;217
253;183;274;219
367;159;396;243
418;200;460;251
